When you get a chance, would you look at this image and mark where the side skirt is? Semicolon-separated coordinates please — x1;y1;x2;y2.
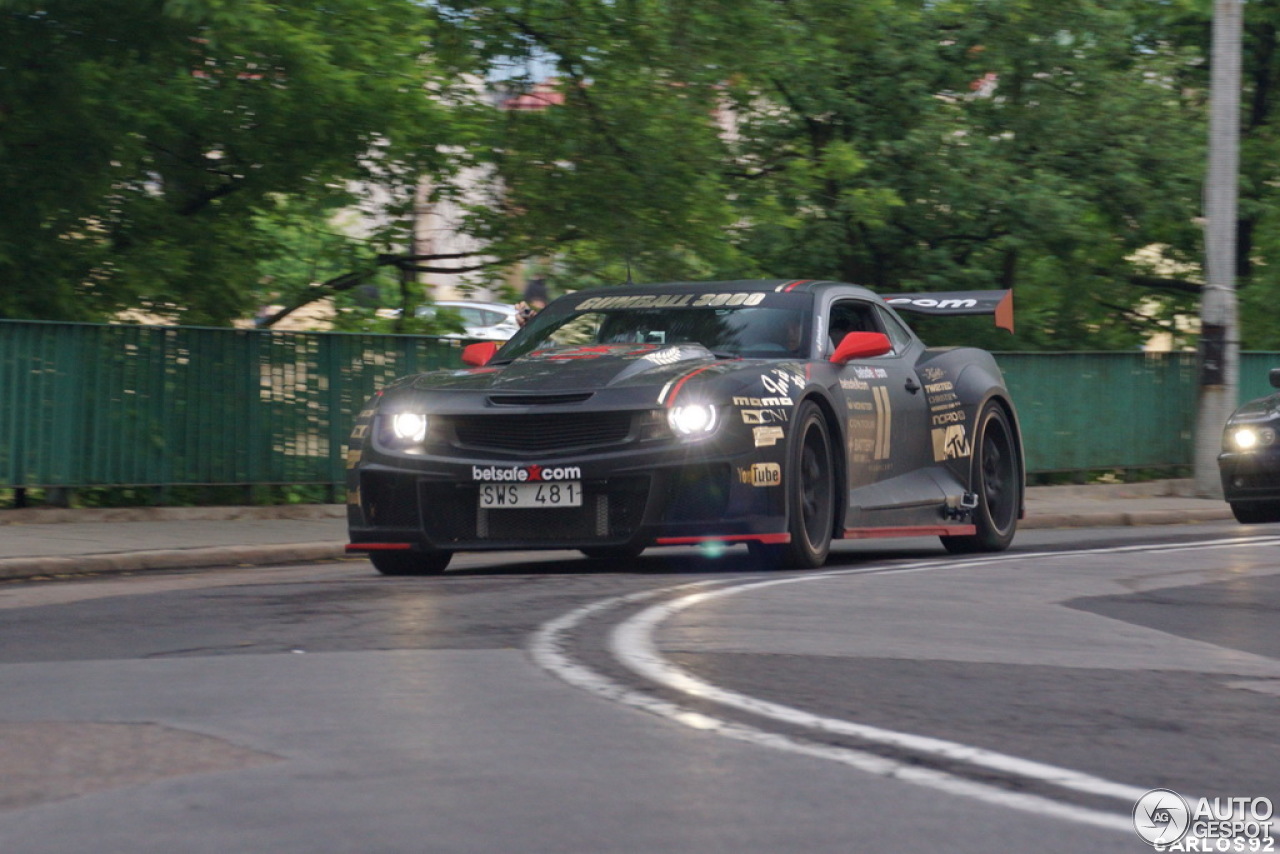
841;525;976;540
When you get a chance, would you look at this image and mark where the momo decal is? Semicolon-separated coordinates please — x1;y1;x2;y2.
472;464;582;482
734;395;792;407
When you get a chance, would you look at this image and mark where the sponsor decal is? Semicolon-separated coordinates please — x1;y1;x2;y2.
853;366;889;380
753;426;785;447
575;292;767;311
932;424;972;461
762;367;805;395
924;380;954;394
741;409;789;425
872;385;892;459
848;400;874;412
531;344;657;361
886;297;978;310
471;464;582;482
734;396;792;407
931;410;966;426
839;377;870;391
345;449;361;470
921;366;947;383
350;424;369;439
738;462;782;487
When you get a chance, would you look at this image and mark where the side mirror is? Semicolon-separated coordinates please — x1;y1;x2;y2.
462;341;499;367
1270;368;1280;389
830;331;892;364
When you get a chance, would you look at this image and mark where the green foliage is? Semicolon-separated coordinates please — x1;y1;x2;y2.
435;0;1215;351
0;0;445;324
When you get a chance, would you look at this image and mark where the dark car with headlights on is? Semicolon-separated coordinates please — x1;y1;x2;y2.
1220;368;1280;523
345;279;1024;574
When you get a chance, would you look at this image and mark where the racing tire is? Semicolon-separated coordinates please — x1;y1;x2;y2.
941;402;1021;554
369;550;452;576
749;401;836;569
579;545;646;560
1230;501;1280;524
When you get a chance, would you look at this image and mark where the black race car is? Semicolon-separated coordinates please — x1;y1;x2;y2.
1219;367;1280;523
345;279;1024;574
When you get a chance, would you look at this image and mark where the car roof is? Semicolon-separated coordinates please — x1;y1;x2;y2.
563;279;881;302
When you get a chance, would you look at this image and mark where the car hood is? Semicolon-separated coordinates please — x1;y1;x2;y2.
1232;392;1280;420
410;343;732;394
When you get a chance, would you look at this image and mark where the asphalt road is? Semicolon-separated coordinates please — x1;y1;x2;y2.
0;523;1277;853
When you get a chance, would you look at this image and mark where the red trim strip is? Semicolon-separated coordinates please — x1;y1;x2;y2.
655;533;791;546
782;279;810;292
842;525;976;540
664;365;717;408
345;543;414;552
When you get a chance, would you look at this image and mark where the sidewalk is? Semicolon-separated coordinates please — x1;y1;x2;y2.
0;480;1235;581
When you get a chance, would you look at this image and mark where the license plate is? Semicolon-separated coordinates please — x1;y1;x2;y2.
478;482;583;509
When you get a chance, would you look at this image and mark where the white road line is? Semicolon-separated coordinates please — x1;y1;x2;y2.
532;536;1280;832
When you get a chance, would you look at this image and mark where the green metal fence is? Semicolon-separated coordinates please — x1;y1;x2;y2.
0;319;464;491
2;318;1278;492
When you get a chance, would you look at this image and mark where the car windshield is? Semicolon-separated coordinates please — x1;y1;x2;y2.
497;305;812;361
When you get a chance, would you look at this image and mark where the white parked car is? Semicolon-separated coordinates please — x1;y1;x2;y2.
414;300;522;341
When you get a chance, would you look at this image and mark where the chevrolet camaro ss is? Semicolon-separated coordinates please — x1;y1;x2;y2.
345;279;1024;574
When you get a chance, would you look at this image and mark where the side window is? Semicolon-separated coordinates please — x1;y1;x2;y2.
874;306;915;353
827;301;879;354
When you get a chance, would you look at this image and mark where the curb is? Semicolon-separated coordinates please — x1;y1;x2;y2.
0;503;1239;583
0;542;350;582
0;505;347;526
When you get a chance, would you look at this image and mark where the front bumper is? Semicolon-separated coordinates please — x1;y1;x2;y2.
348;444;787;553
1218;449;1280;503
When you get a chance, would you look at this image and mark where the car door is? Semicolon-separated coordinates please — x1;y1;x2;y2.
827;299;933;511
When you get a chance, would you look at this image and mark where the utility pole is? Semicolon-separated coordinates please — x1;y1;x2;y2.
1194;0;1244;497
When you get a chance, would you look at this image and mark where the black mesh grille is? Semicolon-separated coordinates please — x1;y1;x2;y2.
419;477;650;545
360;471;421;527
447;412;635;454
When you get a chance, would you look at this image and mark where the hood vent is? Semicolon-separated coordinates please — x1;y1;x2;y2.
487;393;594;406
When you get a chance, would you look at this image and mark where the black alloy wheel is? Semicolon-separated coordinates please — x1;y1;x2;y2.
750;401;836;569
942;402;1020;554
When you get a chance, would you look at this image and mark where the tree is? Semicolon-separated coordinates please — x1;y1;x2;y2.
434;0;1212;350
0;0;447;324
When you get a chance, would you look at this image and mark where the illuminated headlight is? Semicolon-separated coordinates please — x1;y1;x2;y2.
1226;426;1275;451
668;404;719;437
390;411;428;444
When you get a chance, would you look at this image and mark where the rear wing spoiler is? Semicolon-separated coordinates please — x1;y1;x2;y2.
882;290;1014;334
